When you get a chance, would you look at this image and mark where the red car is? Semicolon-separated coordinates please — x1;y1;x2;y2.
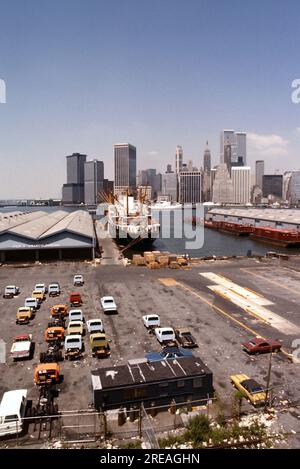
69;292;82;307
242;337;282;355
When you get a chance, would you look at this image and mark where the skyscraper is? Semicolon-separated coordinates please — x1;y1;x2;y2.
220;130;247;169
212;164;234;204
262;175;283;199
231;167;251;204
84;159;104;205
161;172;178;202
255;160;264;190
114;143;136;194
175;145;183;173
179;171;202;204
62;152;87;204
203;141;211;174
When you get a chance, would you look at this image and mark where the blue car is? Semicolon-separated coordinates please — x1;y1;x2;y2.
145;346;193;362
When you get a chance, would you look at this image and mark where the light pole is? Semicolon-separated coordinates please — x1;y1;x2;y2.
264;351;273;411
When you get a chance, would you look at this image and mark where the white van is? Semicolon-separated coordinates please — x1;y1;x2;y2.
48;284;60;297
0;389;27;437
155;327;175;344
24;297;39;311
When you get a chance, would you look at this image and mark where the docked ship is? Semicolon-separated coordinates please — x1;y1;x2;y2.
106;194;160;248
150;200;182;210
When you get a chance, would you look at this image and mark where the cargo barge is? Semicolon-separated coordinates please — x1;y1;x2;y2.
204;219;300;247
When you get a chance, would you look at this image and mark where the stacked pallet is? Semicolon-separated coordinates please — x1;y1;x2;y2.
169;261;180;269
147;261;160;269
156;254;169;267
144;252;156;263
132;254;146;266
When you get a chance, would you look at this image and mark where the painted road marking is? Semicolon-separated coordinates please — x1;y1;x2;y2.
199;272;300;335
241;268;300;297
159;277;291;360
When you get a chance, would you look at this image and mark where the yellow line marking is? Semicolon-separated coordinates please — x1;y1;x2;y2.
159;278;291;360
241;268;300;297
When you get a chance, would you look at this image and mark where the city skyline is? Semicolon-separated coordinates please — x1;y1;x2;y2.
2;0;300;198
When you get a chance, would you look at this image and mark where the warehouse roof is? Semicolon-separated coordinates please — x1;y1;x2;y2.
91;356;211;391
208;208;300;225
0;210;94;240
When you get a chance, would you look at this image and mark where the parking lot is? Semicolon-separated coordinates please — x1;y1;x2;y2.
1;256;300;446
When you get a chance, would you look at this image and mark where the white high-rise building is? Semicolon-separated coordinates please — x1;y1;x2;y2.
212;164;234;204
231;166;251;204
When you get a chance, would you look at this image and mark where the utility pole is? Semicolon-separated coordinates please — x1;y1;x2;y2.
264;352;273;411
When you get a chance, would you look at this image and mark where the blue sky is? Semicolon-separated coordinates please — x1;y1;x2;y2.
1;0;300;198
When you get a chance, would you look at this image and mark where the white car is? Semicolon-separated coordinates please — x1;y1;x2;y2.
101;296;117;313
48;283;60;297
3;285;20;299
155;327;175;344
35;283;48;294
73;275;84;286
143;314;160;329
24;297;39;311
87;319;104;333
68;309;84;322
0;389;28;436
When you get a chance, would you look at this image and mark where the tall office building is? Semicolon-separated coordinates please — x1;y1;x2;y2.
137;168;161;199
166;164;172;173
161;172;177;202
203;141;211;174
285;170;300;205
179;171;202;204
175;145;183;173
84;160;104;205
231;167;251;204
263;175;283;199
212;164;234;204
62;152;87;204
114;143;136;194
203;142;212;201
255;160;264;190
220;130;247;169
235;132;247;165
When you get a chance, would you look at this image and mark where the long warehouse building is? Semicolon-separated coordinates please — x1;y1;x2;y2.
0;210;95;262
206;208;300;230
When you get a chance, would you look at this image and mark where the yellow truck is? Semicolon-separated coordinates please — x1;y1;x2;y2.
16;307;34;325
90;333;110;358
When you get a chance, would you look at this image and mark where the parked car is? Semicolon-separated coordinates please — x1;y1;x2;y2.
0;390;28;437
64;334;83;360
87;319;104;333
73;275;84;286
241;337;282;355
143;314;160;329
66;320;85;336
154;327;175;344
34;363;61;386
68;309;84;322
48;283;61;297
174;328;198;348
31;290;45;303
145;346;193;362
100;296;117;313
44;326;65;344
90;333;110;358
50;304;68;318
35;283;48;294
3;285;20;299
16;307;34;325
69;292;82;307
230;374;267;407
10;334;33;360
24;297;39;312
